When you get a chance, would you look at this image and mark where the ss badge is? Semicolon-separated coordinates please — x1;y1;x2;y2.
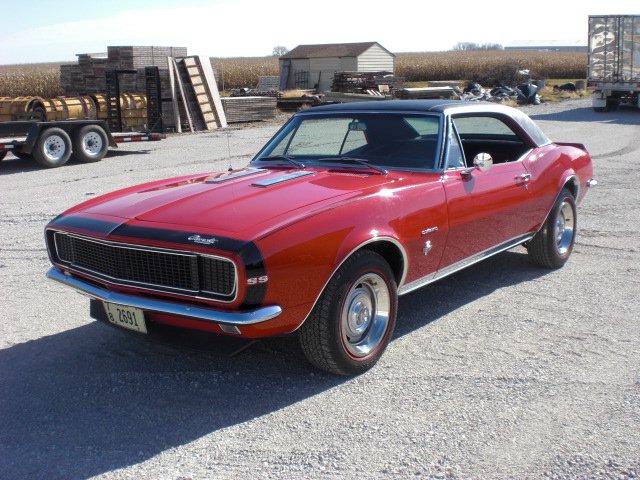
247;275;269;285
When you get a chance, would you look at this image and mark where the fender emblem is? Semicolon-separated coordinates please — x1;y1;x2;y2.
247;275;269;285
188;235;218;245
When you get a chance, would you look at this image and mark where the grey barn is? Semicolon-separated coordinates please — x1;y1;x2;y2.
279;42;395;91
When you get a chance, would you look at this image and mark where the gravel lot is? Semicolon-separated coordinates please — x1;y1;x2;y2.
0;99;638;479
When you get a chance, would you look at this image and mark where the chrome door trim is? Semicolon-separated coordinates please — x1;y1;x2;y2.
398;233;534;295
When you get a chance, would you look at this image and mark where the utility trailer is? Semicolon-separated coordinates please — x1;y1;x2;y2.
588;15;640;112
0;120;164;168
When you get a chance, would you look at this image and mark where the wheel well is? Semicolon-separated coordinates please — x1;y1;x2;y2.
564;176;579;198
361;241;405;286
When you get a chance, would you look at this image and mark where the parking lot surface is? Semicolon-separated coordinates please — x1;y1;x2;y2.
0;99;638;479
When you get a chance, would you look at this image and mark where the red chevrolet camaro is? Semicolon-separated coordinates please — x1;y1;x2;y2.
45;100;595;375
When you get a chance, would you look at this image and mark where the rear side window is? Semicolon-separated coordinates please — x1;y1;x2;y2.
454;116;518;139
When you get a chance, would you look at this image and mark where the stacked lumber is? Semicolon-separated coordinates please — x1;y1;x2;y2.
331;71;403;94
256;76;280;92
220;97;276;123
61;53;109;95
107;46;187;69
394;87;458;100
59;46;186;130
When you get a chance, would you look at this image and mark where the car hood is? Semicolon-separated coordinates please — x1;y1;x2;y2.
78;167;399;237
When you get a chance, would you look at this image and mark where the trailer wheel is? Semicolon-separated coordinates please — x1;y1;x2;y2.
33;128;72;168
73;125;108;163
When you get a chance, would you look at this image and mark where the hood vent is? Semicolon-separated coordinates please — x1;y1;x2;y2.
252;171;314;188
205;168;267;184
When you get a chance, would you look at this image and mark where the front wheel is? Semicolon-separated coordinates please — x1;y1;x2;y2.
528;188;577;269
299;250;398;375
33;127;72;168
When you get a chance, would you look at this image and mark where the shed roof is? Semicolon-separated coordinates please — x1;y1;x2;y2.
282;42;394;59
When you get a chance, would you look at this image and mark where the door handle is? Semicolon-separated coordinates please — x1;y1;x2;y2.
515;173;531;183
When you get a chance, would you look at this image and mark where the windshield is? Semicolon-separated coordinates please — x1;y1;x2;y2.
253;112;442;170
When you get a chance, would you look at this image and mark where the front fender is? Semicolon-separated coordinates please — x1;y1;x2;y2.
253;196;406;335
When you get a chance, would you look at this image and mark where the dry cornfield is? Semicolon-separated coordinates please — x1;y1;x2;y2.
0;51;587;97
0;62;67;98
395;51;587;85
210;57;279;90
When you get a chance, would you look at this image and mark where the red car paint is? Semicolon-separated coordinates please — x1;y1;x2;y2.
45;101;593;340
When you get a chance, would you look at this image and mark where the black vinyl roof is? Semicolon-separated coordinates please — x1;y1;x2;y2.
309;99;487;113
301;100;551;147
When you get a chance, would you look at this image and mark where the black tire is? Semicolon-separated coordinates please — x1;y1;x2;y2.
299;250;398;376
528;188;577;269
72;125;108;163
0;151;6;162
33;128;72;168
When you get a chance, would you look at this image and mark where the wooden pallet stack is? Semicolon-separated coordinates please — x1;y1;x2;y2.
60;46;187;130
220;97;277;123
107;46;187;69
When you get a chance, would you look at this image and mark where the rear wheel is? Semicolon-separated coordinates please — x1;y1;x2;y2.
33;128;72;168
528;188;577;269
72;125;108;163
299;250;398;375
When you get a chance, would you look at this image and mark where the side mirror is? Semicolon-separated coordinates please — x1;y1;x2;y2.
473;153;493;172
461;152;493;178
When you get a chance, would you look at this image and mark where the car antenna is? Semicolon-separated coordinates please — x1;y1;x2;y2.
226;129;233;171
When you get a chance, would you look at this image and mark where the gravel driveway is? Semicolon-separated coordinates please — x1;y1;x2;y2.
0;99;638;479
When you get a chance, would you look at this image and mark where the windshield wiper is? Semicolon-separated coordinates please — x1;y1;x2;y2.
317;156;387;175
258;155;305;169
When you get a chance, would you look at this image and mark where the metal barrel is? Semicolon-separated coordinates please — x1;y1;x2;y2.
0;96;45;121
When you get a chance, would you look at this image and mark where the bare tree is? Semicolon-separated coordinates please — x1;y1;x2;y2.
272;46;289;57
452;42;503;51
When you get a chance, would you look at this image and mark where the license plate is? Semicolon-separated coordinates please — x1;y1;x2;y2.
103;302;147;334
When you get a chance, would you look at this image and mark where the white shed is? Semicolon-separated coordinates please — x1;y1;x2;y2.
279;42;395;91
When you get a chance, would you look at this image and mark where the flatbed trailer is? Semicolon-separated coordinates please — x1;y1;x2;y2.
0;119;165;168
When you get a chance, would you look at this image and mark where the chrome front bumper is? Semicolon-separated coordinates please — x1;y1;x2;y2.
46;268;282;326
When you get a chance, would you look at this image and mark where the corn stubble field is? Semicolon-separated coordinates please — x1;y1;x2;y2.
0;51;587;97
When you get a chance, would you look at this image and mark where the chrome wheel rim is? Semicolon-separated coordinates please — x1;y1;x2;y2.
340;273;390;358
82;132;103;156
44;135;66;161
554;200;575;256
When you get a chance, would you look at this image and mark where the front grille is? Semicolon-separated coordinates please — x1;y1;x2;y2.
51;231;236;300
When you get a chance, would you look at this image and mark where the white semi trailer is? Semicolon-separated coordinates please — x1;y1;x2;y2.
588;15;640;112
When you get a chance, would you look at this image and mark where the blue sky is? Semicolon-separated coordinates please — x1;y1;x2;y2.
2;0;639;64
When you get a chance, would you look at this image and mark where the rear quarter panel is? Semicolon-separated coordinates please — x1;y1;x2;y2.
524;144;593;230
